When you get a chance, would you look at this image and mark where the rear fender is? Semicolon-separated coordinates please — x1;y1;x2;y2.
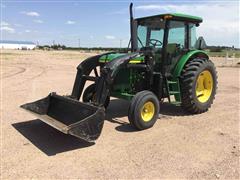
172;50;208;78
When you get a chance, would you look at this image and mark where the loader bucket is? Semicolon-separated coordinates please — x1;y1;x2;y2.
20;93;105;142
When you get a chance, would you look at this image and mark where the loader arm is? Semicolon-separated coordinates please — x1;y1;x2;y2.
71;52;114;100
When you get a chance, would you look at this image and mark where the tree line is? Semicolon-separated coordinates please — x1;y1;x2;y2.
37;44;238;52
37;44;129;52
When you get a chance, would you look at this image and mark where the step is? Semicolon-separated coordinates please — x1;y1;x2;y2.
169;91;180;95
170;101;181;105
167;80;178;84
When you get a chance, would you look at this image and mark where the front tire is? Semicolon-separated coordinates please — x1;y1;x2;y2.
180;58;217;113
128;91;160;130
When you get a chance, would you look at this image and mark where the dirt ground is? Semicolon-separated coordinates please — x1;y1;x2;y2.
0;50;239;179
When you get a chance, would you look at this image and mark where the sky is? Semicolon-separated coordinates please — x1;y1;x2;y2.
0;0;239;48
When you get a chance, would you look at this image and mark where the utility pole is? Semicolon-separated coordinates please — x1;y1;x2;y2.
120;39;122;49
78;38;81;48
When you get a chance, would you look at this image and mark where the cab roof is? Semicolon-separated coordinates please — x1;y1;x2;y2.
136;13;203;24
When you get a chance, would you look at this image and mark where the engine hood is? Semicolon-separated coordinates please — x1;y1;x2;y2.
99;53;144;64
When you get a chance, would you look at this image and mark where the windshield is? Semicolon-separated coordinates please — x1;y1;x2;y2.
137;18;165;49
168;21;186;49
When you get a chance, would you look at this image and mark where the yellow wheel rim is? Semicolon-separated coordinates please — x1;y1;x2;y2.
195;70;213;103
141;101;155;122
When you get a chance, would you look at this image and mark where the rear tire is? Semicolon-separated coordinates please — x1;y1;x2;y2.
82;84;110;108
128;91;160;130
180;58;217;114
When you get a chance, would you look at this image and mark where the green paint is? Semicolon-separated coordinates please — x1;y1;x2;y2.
110;67;136;100
172;50;208;78
171;13;203;22
99;53;125;62
99;53;144;64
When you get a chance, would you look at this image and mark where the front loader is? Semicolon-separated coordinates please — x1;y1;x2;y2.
21;3;217;142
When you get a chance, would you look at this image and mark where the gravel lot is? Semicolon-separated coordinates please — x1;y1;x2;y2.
1;50;239;179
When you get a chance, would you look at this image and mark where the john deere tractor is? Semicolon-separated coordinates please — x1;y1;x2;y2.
21;4;217;142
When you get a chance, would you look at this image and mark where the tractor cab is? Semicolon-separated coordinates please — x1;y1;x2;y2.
131;13;203;72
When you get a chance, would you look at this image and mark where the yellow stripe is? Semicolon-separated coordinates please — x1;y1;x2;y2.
99;60;143;64
129;60;142;64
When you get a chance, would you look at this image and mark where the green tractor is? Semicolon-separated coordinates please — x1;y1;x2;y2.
21;4;217;142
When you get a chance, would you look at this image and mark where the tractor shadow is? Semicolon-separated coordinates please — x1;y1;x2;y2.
160;102;189;116
12;120;94;156
12;100;190;155
106;99;136;132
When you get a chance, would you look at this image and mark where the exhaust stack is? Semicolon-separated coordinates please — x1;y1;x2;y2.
129;3;137;52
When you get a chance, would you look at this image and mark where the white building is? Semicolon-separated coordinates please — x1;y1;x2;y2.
0;40;36;50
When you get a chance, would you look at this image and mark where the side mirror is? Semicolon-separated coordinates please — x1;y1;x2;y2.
195;36;207;50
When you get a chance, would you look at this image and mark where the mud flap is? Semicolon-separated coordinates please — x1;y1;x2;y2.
20;93;105;142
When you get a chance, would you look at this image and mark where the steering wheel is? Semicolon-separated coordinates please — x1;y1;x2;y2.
149;39;163;48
